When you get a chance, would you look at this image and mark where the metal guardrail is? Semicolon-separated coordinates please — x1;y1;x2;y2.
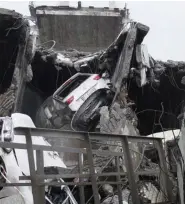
0;127;173;204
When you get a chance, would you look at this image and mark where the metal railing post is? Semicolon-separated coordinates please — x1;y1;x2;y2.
25;129;39;204
36;150;45;203
121;136;140;204
79;153;85;204
115;156;123;204
155;139;173;202
86;134;100;204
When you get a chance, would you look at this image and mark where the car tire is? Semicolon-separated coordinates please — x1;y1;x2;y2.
71;89;112;131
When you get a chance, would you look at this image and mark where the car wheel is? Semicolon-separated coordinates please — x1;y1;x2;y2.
71;89;112;131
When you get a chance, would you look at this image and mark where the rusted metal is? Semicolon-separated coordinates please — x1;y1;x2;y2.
19;170;160;180
25;129;38;204
115;156;123;204
78;153;85;204
154;140;173;202
0;127;173;204
14;127;165;141
121;136;141;204
85;134;101;204
36;150;45;203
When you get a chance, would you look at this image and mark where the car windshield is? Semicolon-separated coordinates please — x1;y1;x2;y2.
58;75;89;98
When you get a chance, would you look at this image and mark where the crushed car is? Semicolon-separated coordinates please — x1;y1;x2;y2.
1;5;185;204
36;72;113;131
34;21;149;132
0;113;81;204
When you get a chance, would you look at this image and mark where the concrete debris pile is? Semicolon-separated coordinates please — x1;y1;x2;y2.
0;7;185;204
0;84;16;116
31;22;150;133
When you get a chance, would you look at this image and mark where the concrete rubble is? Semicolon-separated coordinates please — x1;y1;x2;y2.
0;5;185;204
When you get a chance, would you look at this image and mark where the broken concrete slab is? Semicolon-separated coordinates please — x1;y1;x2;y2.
135;44;150;87
101;189;130;204
111;22;149;93
111;24;137;93
100;103;138;136
0;8;37;117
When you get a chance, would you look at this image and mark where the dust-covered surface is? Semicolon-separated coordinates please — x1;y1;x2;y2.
0;6;184;204
0;194;24;204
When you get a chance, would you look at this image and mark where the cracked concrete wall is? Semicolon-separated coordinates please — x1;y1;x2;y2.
0;10;32;117
36;10;123;52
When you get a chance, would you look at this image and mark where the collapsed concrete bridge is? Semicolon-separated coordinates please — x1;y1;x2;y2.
0;6;185;204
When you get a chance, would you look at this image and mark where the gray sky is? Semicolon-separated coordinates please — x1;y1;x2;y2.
0;1;184;61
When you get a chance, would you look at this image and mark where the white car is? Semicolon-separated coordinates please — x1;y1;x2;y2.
0;113;66;204
36;72;111;131
53;73;110;112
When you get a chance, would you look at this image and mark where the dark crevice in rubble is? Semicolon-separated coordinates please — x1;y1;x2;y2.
128;61;185;135
30;50;77;96
99;31;127;77
23;20;185;137
24;49;79;121
0;14;22;94
21;85;44;121
0;9;29;117
27;47;107;122
0;9;181;203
